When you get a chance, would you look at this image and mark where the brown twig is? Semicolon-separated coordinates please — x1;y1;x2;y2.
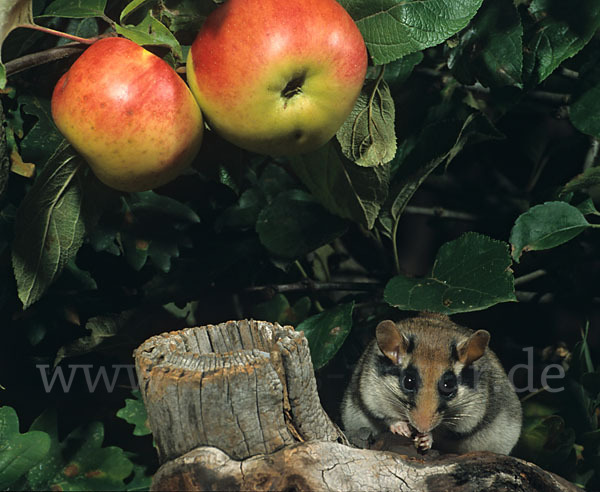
17;24;96;45
5;43;87;78
243;279;382;297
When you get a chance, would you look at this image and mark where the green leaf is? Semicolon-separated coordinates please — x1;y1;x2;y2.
115;10;182;59
256;190;348;259
19;96;65;165
447;0;523;88
383;52;423;89
560;167;600;197
570;65;600;138
54;314;125;365
336;71;396;167
576;197;600;216
510;201;591;262
0;0;34;88
570;85;600;138
42;0;107;18
129;191;198;270
523;0;600;85
0;406;51;490
216;188;263;231
289;142;390;229
98;191;199;272
297;302;354;370
11;144;85;309
27;410;134;491
116;391;151;437
514;415;577;475
257;162;297;203
124;463;153;491
119;0;154;23
156;0;216;35
253;294;312;326
384;232;516;314
340;0;484;65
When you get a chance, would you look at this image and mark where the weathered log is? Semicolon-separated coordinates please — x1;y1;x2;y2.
150;442;578;492
133;320;577;491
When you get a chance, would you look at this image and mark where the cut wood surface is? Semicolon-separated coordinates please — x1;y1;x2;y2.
133;319;577;491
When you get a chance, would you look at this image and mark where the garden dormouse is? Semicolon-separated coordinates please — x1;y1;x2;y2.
341;313;522;454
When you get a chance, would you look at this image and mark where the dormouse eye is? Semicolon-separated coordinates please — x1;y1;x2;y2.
401;368;418;393
439;372;458;398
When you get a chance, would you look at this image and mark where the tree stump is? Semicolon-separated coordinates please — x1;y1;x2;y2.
134;320;578;492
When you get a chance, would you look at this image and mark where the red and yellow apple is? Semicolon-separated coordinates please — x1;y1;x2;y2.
52;37;203;192
186;0;367;156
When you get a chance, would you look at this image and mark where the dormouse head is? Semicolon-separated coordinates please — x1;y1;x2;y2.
375;318;490;434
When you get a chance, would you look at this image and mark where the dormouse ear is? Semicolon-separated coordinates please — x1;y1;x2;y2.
457;329;490;366
376;320;410;364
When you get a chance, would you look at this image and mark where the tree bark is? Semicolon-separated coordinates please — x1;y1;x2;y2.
133;320;578;492
134;319;345;464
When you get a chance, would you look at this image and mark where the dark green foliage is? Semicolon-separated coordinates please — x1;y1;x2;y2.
1;0;599;489
0;406;147;490
384;232;516;314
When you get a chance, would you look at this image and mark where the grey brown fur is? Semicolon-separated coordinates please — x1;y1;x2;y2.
341;313;522;454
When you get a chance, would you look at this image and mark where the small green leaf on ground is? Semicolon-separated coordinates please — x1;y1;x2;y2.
297;302;354;370
0;406;51;490
385;232;516;314
27;410;134;491
513;415;576;474
116;391;151;437
510;201;591;262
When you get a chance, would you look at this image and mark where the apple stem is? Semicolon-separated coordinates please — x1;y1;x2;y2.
18;23;97;45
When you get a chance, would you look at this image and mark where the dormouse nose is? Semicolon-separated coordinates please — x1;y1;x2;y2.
410;387;439;433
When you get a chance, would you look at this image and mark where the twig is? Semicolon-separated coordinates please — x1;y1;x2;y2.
560;68;579;80
464;84;570;105
243;279;382;297
18;23;96;45
516;291;600;304
415;68;571;105
526;154;550;192
514;269;547;287
516;291;555;303
404;205;478;221
5;43;87;77
520;387;547;403
526;90;570;105
583;137;600;171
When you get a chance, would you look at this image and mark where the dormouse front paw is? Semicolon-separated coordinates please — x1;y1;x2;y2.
414;432;433;452
389;421;412;437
